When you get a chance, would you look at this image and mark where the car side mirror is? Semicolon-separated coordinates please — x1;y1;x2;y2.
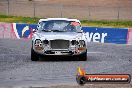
37;25;39;29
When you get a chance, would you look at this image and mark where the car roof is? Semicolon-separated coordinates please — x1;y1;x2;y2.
39;18;81;24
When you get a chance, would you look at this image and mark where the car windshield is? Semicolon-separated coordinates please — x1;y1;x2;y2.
38;20;82;32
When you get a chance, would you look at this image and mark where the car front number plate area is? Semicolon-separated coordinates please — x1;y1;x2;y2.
55;51;62;55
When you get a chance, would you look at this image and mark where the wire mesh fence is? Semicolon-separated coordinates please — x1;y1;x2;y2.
0;0;132;20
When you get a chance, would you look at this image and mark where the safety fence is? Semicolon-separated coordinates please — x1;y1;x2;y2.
0;1;132;20
0;23;132;44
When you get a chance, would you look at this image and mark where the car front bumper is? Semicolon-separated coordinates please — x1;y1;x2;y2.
34;49;86;56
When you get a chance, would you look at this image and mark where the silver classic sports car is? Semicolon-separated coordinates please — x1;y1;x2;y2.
31;18;87;61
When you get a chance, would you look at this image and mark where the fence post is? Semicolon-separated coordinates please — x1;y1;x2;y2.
117;6;120;20
88;6;91;20
60;4;63;18
33;0;36;18
7;0;9;15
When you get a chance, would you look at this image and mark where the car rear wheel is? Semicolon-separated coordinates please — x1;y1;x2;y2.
31;48;39;61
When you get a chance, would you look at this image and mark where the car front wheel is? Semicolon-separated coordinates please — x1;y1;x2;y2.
31;48;39;61
78;51;87;61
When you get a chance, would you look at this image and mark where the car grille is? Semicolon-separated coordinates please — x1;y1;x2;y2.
50;40;69;49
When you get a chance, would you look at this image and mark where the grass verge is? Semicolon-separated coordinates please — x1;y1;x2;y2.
0;15;132;28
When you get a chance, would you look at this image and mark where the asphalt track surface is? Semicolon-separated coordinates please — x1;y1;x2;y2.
0;39;132;88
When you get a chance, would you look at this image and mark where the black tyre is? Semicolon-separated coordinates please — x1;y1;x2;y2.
31;48;39;61
79;51;87;61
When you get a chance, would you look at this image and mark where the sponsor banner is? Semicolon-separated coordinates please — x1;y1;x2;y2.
12;23;37;39
127;28;132;44
0;23;16;38
11;23;132;44
82;27;128;44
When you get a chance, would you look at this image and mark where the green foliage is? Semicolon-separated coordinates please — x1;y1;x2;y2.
81;20;132;28
0;15;39;24
0;14;132;28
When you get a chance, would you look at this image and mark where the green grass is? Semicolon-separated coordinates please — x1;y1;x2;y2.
0;14;132;28
81;20;132;28
0;15;40;24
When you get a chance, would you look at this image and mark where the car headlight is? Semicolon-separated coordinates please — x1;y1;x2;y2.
79;40;86;47
77;40;86;52
71;40;79;45
43;40;49;45
35;39;42;45
34;39;43;51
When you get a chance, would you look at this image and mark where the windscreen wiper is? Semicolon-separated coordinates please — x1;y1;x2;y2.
42;30;51;32
51;30;65;32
